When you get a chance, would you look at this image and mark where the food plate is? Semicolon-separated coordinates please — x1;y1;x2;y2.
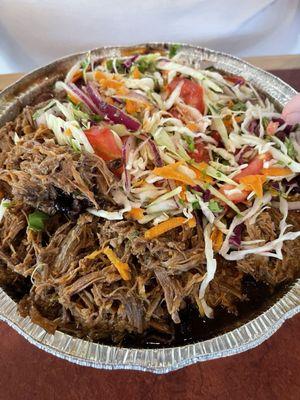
0;43;299;374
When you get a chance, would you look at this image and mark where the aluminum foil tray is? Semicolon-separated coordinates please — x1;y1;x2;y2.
0;43;299;374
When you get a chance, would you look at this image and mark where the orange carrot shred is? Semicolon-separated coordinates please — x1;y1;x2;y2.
71;70;83;83
261;167;292;176
127;208;144;220
144;217;194;240
210;227;223;251
239;174;266;198
152;162;196;186
132;67;142;79
102;247;131;281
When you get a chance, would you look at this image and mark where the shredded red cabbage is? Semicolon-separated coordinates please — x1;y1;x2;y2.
229;223;245;248
123;55;138;71
148;139;163;167
203;189;212;202
248;119;259;136
122;136;136;192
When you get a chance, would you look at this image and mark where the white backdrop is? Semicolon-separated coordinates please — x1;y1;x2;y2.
0;0;300;73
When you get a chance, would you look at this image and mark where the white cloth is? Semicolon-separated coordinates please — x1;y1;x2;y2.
0;0;300;73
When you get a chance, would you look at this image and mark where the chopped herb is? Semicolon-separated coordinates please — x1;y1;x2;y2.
208;200;223;213
28;211;49;232
262;117;270;130
106;59;126;74
2;201;11;209
32;100;57;120
186;137;195;152
277;160;286;166
231;101;247;112
285;138;297;159
81;52;91;82
178;198;185;206
136;58;156;74
70;139;81;153
192;202;200;210
169;44;181;58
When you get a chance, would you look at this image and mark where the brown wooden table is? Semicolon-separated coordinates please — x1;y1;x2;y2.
0;55;300;400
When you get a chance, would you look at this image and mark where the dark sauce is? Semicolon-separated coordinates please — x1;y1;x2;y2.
0;271;293;349
54;187;89;218
121;275;284;349
0;275;31;302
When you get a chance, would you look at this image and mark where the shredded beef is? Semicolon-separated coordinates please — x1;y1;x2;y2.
0;106;299;344
236;209;300;285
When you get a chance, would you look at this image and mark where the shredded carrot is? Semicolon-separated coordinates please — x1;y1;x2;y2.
262;167;292;176
102;247;131;281
125;99;142;114
239;174;266;198
144;217;190;240
152;162;196;186
132;67;142;79
127;207;144;220
85;249;102;260
64;128;72;137
178;185;187;201
187;216;196;228
94;70;108;81
102;79;127;95
210;227;223;251
71;70;83;83
68;92;80;105
132;179;145;188
187;122;198;132
234;115;243;123
95;71;128;95
190;162;213;183
223;116;232;130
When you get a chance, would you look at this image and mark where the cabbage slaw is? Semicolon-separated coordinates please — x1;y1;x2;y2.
34;47;300;318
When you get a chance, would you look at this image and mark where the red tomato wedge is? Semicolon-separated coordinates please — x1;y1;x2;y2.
211;130;222;145
219;184;250;203
189;139;210;163
168;77;205;114
84;126;122;161
234;153;271;182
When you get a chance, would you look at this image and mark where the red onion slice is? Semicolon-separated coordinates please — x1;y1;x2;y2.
122;136;136;192
67;83;99;114
148;139;163;167
86;83;141;131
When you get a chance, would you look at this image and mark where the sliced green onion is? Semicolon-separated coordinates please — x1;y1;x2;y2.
28;211;49;232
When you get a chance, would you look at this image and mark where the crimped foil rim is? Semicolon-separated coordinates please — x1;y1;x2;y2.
0;43;299;374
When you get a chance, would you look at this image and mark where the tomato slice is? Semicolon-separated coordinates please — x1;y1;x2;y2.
211;130;222;145
234;158;263;182
219;184;250;203
234;152;271;182
168;77;205;114
84;126;122;161
189;140;210;163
